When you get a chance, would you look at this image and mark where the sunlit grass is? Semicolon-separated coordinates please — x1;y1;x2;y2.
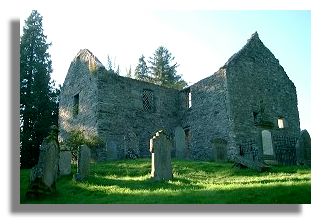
20;158;310;204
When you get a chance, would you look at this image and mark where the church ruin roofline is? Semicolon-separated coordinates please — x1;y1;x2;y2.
73;48;105;72
222;31;264;68
218;32;295;85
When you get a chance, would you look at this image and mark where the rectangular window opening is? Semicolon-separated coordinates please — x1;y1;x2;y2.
142;89;154;112
278;117;286;129
73;93;79;117
253;111;258;125
185;89;192;109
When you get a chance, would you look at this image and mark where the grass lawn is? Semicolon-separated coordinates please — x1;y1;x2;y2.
20;159;311;204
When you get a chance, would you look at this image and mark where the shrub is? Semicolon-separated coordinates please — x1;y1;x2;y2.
63;129;103;161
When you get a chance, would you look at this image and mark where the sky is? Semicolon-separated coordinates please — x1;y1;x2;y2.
19;7;311;132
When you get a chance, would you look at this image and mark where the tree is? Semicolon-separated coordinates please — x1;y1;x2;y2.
20;10;59;168
134;55;150;82
148;46;187;89
126;65;132;78
106;55;119;75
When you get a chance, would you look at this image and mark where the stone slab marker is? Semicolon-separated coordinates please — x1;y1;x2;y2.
150;130;173;181
74;144;91;181
26;138;59;198
174;126;185;159
296;129;311;166
106;140;118;160
59;150;72;175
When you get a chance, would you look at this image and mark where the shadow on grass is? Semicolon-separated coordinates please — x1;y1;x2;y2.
20;159;311;205
23;178;310;204
85;175;200;192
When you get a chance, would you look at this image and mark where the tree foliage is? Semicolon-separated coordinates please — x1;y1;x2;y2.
126;65;132;78
106;55;119;75
20;10;60;168
134;55;150;82
134;47;187;89
63;129;104;161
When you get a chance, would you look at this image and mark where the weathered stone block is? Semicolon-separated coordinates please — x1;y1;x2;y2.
150;130;173;181
59;150;72;176
174;126;185;159
74;144;91;181
296;130;311;166
26;138;59;198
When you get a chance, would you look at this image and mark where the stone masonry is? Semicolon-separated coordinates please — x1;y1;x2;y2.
59;32;302;164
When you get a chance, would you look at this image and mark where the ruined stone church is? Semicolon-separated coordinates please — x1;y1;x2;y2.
58;32;301;165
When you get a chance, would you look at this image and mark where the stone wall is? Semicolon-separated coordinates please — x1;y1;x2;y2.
58;49;101;143
179;68;231;161
224;32;301;154
96;71;179;159
59;33;302;163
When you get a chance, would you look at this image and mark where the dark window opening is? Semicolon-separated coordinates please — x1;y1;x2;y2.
253;111;259;124
142;89;154;112
184;127;191;158
73;94;79;117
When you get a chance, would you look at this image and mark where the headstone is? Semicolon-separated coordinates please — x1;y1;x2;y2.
26;138;59;198
106;140;118;160
150;130;173;181
213;138;228;161
262;130;274;156
233;155;270;172
296;130;311;166
125;131;140;159
59;150;72;175
74;144;91;181
174;126;185;159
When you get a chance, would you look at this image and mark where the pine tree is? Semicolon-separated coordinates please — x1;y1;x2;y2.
148;46;187;89
134;55;149;82
20;10;59;168
126;65;132;78
106;55;119;75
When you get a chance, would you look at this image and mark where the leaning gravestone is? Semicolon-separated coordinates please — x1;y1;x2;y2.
26;138;59;198
150;130;173;181
174;126;185;159
74;144;91;181
59;150;72;176
296;129;311;166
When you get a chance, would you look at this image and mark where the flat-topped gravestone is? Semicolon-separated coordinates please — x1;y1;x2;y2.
150;130;173;181
74;144;91;181
296;129;311;166
26;138;59;198
59;150;72;175
174;126;185;159
106;140;118;160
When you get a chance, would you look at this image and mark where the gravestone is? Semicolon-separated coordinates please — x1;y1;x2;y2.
150;130;173;181
125;131;140;159
174;126;185;159
212;138;228;161
59;150;72;175
262;130;274;156
106;140;118;160
74;144;91;181
26;138;59;198
296;130;311;166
